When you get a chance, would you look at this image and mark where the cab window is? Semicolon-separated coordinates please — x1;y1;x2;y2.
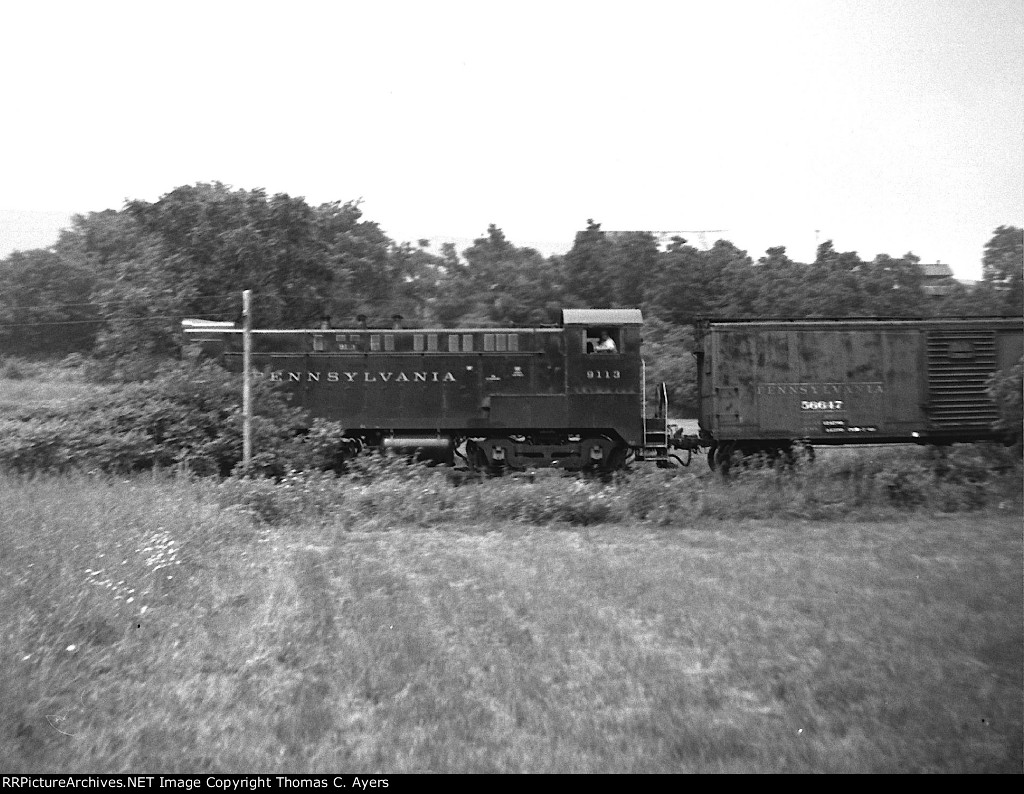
585;328;620;354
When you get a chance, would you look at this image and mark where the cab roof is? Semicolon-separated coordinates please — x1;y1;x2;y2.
561;309;643;326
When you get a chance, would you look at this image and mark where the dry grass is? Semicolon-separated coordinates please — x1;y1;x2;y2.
1;472;1020;773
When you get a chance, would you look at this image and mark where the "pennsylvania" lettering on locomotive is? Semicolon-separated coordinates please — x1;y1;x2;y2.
265;371;458;383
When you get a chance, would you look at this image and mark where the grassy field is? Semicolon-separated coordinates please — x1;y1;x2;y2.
0;360;108;413
1;471;1021;773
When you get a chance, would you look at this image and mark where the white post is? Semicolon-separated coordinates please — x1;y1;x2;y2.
242;290;252;469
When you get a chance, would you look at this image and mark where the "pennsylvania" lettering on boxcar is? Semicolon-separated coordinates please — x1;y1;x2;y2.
756;382;884;396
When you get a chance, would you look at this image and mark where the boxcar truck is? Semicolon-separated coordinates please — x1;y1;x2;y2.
694;317;1024;468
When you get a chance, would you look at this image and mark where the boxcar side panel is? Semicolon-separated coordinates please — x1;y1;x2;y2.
699;317;1022;445
706;327;928;442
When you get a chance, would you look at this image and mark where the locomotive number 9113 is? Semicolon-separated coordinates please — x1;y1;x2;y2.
587;370;621;379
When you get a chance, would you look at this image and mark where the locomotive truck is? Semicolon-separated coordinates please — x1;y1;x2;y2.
183;311;1023;472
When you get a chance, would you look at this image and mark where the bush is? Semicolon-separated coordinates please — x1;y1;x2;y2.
182;440;1024;532
217;470;351;525
624;468;686;523
1;359;27;380
988;357;1023;451
0;360;318;476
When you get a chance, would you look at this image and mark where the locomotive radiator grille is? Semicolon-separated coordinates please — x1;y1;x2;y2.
925;331;999;428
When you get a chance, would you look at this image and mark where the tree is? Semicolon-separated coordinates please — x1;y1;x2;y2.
607;231;659;307
648;238;750;323
319;201;400;322
51;210;204;368
929;280;1007;317
640;317;697;416
456;224;560;325
562;223;661;309
856;253;925;316
384;239;456;324
0;248;99;356
702;240;755;316
126;184;337;328
803;241;866;316
25;184;398;370
982;226;1023;314
750;246;809;317
563;220;614;307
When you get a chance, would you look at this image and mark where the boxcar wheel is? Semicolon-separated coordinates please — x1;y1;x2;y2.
714;441;736;474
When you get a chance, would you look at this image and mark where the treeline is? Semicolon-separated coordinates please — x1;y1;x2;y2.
1;182;1021;409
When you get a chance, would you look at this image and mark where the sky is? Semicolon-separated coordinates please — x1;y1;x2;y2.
1;0;1021;281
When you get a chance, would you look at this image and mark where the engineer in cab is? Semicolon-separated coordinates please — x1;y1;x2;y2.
594;330;617;353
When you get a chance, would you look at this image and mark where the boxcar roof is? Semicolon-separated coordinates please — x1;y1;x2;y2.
699;316;1022;330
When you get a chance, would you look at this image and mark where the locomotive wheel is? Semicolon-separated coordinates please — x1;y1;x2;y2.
466;439;509;476
602;443;629;473
465;441;489;472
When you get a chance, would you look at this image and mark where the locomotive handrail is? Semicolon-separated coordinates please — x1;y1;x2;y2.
183;326;567;335
640;359;647;420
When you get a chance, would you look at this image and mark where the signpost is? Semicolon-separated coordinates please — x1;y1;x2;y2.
242;290;252;468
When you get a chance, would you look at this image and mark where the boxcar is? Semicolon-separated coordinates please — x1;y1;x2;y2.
694;316;1024;465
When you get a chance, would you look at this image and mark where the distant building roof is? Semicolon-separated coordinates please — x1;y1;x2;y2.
920;262;954;279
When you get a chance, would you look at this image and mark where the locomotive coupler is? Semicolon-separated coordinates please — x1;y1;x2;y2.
669;433;705;451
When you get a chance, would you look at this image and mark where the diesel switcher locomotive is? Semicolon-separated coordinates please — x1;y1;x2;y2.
185;309;673;472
